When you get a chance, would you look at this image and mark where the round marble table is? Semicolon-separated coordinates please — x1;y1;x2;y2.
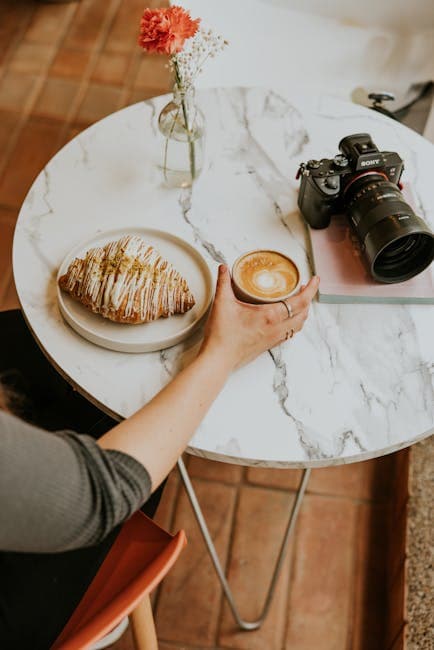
13;87;434;469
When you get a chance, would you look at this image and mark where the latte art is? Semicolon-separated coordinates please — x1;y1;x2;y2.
232;251;300;302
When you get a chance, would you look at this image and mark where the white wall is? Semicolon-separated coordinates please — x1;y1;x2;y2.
267;0;434;31
175;0;434;102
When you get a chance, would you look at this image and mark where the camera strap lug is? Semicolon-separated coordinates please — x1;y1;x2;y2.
296;164;307;180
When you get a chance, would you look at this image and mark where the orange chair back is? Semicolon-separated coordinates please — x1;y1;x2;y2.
52;511;186;650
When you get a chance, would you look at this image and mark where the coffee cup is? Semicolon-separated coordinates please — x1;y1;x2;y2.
231;249;301;304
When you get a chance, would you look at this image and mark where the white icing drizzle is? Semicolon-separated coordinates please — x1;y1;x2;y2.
60;235;195;323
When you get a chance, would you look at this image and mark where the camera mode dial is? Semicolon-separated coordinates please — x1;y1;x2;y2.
313;175;340;196
333;155;348;168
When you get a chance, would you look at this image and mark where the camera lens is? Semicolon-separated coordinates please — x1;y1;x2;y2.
343;173;434;282
375;233;433;281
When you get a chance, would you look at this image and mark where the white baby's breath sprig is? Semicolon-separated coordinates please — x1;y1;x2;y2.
170;27;228;90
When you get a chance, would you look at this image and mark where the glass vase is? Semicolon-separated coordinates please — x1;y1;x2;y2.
158;85;205;188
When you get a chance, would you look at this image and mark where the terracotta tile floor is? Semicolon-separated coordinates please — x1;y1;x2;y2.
0;2;395;648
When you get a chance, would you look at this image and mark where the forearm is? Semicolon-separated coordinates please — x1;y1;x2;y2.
98;346;231;490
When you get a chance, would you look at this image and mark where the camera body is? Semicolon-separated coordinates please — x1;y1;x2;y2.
296;133;434;283
297;133;404;229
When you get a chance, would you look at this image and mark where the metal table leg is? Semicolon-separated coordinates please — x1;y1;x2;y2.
177;457;311;631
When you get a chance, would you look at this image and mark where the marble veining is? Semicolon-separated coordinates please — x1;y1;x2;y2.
13;87;434;468
178;188;227;265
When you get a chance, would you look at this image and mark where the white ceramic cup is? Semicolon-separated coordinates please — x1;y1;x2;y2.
231;249;301;304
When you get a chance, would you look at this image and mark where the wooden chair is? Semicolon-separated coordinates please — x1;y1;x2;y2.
52;511;186;650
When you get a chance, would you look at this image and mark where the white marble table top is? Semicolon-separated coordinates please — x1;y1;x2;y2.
13;87;434;468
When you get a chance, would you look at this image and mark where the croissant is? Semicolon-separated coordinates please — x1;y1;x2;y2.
58;235;196;324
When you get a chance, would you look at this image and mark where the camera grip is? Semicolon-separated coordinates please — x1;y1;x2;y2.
298;177;336;229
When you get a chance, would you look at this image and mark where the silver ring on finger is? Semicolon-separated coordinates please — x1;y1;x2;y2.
285;328;295;341
280;300;293;320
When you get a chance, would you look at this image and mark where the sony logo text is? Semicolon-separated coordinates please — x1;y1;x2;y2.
360;159;380;167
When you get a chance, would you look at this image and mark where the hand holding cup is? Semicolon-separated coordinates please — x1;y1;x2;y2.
200;265;320;371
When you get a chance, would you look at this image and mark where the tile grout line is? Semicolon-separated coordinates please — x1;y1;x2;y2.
117;49;171;112
41;0;124;146
73;1;142;122
281;487;306;648
0;4;39;82
0;0;124;303
157;641;241;650
115;49;145;109
106;0;172;118
207;475;392;506
186;475;244;489
155;465;239;649
213;466;244;646
0;3;79;184
276;490;298;650
111;2;171;122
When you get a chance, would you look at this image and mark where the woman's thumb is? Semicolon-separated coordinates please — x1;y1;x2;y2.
216;264;232;294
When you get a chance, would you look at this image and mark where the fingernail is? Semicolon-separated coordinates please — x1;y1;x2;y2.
314;275;320;283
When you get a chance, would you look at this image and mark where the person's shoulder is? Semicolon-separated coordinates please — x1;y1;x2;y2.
0;409;49;439
0;410;28;439
0;409;22;428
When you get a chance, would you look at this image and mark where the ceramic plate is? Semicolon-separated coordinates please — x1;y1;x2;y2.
57;227;214;353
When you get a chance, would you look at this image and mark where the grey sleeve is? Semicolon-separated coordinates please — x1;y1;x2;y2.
0;411;152;553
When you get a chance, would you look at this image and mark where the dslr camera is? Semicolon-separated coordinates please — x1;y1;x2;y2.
297;133;434;283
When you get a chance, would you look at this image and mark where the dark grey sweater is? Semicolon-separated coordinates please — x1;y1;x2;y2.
0;411;152;553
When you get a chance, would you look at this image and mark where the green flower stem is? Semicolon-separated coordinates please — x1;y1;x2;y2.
173;58;196;181
163;105;181;182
